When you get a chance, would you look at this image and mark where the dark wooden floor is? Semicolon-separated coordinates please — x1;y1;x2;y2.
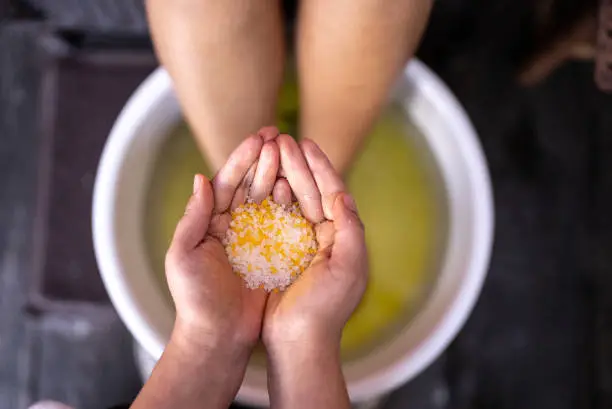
2;1;612;409
0;24;144;409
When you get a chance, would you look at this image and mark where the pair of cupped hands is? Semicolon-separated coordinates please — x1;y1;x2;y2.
166;126;368;360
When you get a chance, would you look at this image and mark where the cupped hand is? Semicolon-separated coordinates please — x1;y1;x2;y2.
165;127;280;352
263;135;369;351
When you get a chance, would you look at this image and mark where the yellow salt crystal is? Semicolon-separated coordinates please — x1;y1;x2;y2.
222;196;317;291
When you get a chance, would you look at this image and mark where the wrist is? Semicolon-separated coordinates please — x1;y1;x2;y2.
264;323;341;363
265;327;347;408
171;318;253;364
141;320;253;409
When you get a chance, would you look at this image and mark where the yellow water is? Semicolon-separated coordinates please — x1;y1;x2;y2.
145;84;441;359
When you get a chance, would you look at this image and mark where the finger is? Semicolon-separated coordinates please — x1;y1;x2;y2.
250;141;280;203
312;220;335;263
329;193;367;271
272;178;292;205
208;213;231;241
266;290;282;312
230;161;258;210
277;134;323;222
258;126;280;142
301;138;345;220
213;134;263;213
171;174;215;251
242;285;267;308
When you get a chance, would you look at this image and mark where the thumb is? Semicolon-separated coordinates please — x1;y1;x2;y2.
171;174;214;251
329;193;367;270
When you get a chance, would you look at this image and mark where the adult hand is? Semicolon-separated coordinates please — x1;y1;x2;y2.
166;126;280;352
264;135;369;351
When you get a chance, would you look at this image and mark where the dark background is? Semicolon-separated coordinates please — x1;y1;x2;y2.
1;0;612;408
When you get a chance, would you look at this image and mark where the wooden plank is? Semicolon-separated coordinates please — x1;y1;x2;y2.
30;310;142;409
385;358;449;409
0;23;45;409
24;0;147;33
431;59;596;409
592;88;612;408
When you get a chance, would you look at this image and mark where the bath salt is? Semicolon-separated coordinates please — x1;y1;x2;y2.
222;197;317;291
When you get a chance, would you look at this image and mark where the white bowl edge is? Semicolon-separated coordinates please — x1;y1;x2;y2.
92;60;494;406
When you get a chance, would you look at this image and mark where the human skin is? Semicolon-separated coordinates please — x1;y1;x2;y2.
146;0;432;174
265;136;369;409
130;128;368;409
130;129;278;409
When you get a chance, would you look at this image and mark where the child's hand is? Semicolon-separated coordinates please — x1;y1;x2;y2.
166;128;279;353
263;135;369;353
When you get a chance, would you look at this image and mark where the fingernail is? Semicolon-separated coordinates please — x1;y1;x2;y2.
193;174;201;195
343;193;358;213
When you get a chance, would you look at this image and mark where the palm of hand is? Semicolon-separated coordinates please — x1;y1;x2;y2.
167;128;279;347
168;235;266;345
167;128;366;352
263;137;368;346
264;217;367;345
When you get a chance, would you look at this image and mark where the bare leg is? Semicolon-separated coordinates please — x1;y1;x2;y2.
147;0;284;171
297;0;432;173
